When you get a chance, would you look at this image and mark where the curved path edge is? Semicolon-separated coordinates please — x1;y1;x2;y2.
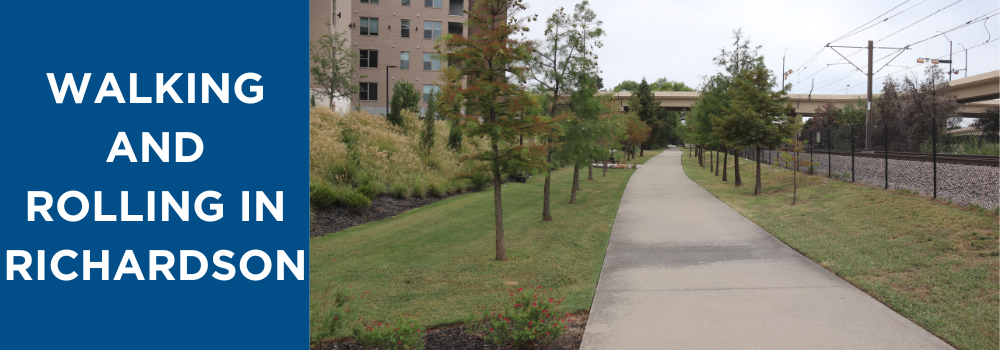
579;147;953;350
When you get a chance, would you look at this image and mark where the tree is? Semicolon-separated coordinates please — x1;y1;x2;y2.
612;80;640;92
715;60;796;195
388;80;422;127
556;76;615;204
620;114;650;161
310;24;358;109
421;91;438;153
528;4;582;221
439;0;546;261
778;139;816;205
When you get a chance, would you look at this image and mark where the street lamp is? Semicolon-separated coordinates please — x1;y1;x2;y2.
385;65;398;115
956;43;968;78
938;31;954;81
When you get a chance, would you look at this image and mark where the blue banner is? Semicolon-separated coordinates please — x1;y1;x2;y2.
0;1;307;348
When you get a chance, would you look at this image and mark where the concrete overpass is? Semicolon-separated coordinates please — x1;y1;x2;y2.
608;70;999;116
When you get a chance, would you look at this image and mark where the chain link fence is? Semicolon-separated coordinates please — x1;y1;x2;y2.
740;112;999;209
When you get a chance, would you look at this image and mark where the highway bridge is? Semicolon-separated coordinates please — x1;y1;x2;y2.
608;70;999;116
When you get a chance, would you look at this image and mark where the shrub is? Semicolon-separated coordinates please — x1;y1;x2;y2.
426;182;444;198
310;183;340;209
310;183;372;213
467;172;491;191
464;286;570;350
353;318;425;350
390;183;410;199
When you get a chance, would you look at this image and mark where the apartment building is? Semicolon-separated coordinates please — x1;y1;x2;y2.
310;0;471;114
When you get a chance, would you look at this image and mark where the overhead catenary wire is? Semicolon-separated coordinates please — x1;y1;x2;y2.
795;0;931;83
808;37;998;100
797;8;996;94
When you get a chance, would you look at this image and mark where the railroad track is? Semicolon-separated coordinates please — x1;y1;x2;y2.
786;148;1000;167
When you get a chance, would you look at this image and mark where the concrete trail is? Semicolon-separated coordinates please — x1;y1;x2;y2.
579;147;953;350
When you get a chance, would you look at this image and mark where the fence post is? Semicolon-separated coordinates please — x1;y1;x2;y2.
810;131;814;174
884;120;889;190
932;116;937;198
851;124;855;182
827;128;832;178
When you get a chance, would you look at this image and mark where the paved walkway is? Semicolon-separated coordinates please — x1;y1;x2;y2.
580;148;953;350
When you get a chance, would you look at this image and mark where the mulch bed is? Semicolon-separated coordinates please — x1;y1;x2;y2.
310;193;460;238
310;311;588;350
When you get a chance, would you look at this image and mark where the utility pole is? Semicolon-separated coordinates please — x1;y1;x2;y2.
826;41;908;151
866;40;873;151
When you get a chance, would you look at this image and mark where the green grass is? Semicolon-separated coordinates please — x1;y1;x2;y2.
310;150;664;341
680;148;999;350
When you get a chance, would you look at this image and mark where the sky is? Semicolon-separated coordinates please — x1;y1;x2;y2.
519;0;999;98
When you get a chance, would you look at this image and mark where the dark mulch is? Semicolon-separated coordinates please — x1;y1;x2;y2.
310;312;588;350
310;193;463;238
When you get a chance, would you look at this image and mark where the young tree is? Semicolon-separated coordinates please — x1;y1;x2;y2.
778;139;816;205
715;61;797;195
557;76;615;204
620;114;650;163
439;0;546;261
528;4;580;221
388;80;422;127
310;24;358;109
630;78;658;156
421;91;439;153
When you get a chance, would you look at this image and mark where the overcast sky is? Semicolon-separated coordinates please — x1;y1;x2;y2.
520;0;999;98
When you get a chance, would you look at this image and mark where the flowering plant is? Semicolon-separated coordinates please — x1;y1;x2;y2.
465;286;570;349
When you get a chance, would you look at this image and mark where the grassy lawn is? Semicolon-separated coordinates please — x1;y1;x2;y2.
310;150;663;340
680;148;999;350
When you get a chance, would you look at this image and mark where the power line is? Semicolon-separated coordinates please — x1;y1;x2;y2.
797;9;997;93
830;0;922;44
810;37;998;99
875;0;964;43
794;0;928;82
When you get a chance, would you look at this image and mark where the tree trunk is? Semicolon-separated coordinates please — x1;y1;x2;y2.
492;143;507;261
734;149;742;187
754;147;762;195
588;162;594;181
710;148;714;173
603;158;607;177
722;149;728;181
640;145;644;157
569;164;580;204
715;148;720;176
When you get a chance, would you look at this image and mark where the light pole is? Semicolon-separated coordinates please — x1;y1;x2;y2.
781;48;793;88
938;32;953;81
957;43;968;78
385;65;398;115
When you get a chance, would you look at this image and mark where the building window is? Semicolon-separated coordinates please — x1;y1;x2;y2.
402;0;410;5
423;52;440;71
331;0;336;25
360;50;379;68
400;52;410;70
360;82;378;101
361;0;378;3
448;22;463;37
401;19;410;38
449;0;463;15
424;0;442;8
422;85;439;102
423;21;441;39
360;17;378;36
